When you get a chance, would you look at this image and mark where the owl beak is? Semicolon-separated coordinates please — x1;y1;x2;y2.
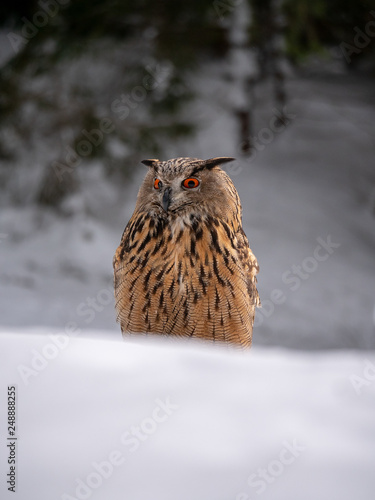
162;187;172;212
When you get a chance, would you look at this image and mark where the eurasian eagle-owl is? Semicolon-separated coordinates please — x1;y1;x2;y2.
113;157;260;347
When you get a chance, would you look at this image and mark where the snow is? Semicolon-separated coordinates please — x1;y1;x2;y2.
0;331;374;500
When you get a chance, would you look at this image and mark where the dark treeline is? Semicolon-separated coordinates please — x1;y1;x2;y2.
0;0;373;206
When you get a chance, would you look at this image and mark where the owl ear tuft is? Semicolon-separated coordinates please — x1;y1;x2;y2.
201;157;235;170
141;159;160;168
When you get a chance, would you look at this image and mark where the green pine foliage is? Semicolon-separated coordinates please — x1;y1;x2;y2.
281;0;374;63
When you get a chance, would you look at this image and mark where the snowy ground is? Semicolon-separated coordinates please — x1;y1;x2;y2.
1;331;375;500
0;72;374;349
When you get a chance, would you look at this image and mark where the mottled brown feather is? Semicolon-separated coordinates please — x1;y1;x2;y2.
113;157;260;348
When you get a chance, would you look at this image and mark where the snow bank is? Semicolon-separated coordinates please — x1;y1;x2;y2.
1;330;374;500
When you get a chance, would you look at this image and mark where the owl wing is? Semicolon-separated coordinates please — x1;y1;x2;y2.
113;211;149;330
235;227;261;307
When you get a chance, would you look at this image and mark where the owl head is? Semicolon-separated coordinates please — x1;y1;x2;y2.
134;157;237;218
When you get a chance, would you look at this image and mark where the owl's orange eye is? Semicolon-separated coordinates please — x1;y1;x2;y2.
182;178;200;189
154;179;163;190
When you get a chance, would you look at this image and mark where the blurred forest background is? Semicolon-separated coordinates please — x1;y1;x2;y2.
0;0;374;349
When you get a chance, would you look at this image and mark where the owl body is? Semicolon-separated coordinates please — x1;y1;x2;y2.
113;157;260;347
